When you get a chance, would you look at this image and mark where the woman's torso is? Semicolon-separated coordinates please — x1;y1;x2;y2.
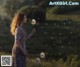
12;25;27;57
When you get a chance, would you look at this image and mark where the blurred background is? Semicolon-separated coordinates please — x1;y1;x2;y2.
0;0;80;67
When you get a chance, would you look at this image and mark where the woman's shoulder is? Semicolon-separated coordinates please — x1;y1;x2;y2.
15;26;22;33
17;25;22;30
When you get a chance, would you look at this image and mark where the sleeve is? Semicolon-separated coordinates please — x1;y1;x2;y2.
15;27;22;41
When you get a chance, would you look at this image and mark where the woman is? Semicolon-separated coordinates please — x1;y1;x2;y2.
10;12;36;67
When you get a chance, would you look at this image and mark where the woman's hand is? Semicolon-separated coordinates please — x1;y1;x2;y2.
32;28;36;34
26;28;36;40
17;40;27;56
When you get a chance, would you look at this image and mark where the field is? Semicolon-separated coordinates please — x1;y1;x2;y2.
0;52;80;67
0;4;80;67
0;19;80;67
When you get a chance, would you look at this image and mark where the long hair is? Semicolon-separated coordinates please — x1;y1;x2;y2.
10;13;25;35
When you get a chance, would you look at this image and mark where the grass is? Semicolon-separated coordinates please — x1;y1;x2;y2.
0;51;80;67
0;6;80;67
23;56;80;67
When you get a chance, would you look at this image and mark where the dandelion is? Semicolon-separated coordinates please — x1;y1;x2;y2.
60;33;62;35
66;27;69;29
35;57;41;64
44;32;47;35
40;52;45;59
51;37;53;39
31;19;36;25
63;23;65;25
70;32;72;34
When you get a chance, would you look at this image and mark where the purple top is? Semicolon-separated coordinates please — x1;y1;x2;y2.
12;25;27;57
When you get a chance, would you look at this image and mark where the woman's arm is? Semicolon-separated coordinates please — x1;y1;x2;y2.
26;28;36;40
